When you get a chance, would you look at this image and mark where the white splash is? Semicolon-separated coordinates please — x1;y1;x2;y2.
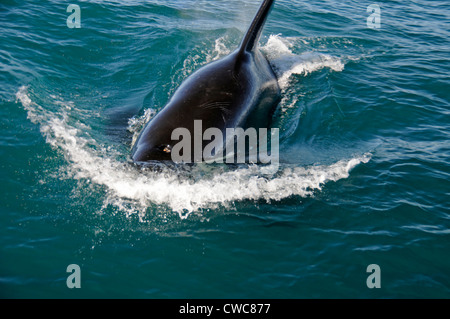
128;108;156;147
205;36;232;63
261;35;345;89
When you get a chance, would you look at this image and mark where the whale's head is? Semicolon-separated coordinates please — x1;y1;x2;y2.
131;59;239;164
131;107;181;163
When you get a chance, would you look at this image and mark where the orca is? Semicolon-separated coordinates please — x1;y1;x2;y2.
132;0;281;163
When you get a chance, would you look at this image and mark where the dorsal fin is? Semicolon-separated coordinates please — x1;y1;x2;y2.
237;0;276;57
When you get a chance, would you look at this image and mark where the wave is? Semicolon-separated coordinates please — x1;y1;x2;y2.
16;35;368;219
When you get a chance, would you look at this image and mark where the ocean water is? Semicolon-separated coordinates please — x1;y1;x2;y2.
0;0;449;299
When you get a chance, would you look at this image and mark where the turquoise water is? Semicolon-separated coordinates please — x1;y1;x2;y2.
1;0;449;298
